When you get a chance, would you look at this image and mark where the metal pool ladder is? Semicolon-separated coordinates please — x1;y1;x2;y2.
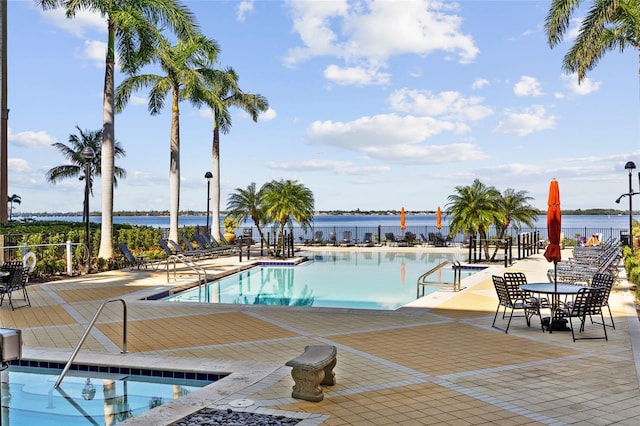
416;259;464;297
54;298;128;388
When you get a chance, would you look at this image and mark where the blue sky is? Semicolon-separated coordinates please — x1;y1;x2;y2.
5;0;640;214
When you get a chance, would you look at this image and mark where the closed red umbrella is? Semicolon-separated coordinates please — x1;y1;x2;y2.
543;179;562;271
400;207;406;231
543;179;562;330
436;206;442;230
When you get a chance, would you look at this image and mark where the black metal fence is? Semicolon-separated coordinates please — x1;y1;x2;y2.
236;225;626;248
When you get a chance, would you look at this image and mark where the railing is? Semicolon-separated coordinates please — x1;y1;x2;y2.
416;259;463;297
55;298;128;388
0;241;87;276
165;254;208;286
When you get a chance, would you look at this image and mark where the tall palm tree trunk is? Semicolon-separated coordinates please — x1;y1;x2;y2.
0;0;7;225
98;22;116;259
210;124;221;240
169;89;181;243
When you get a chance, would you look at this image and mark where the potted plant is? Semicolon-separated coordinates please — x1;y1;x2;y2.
223;216;239;244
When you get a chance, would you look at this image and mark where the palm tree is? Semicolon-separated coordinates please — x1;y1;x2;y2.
202;68;269;240
46;126;126;218
115;34;220;243
38;0;197;259
545;0;640;82
7;194;20;221
262;179;314;257
491;188;539;260
445;179;501;260
226;182;270;248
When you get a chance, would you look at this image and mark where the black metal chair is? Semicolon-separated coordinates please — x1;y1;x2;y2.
0;266;31;310
504;272;549;309
492;275;541;333
560;287;608;342
590;272;615;329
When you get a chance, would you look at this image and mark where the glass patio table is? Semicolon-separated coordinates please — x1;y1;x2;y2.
520;283;587;332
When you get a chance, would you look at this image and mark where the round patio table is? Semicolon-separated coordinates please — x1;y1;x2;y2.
520;283;587;333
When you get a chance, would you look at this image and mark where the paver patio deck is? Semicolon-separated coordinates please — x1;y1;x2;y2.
1;245;639;425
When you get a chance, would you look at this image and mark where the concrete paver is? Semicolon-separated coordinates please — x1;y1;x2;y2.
0;246;637;425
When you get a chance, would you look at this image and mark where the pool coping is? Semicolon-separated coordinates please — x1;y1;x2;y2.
20;347;326;425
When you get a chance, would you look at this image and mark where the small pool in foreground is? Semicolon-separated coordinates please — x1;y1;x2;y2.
1;364;214;425
164;250;483;310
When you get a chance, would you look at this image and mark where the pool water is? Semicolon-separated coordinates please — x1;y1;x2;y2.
165;250;479;310
1;366;210;425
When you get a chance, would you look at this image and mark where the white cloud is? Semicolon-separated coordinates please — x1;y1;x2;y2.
261;108;277;121
471;78;489;90
514;76;543;97
8;129;57;149
306;114;487;163
237;1;255;22
493;105;557;136
40;8;106;38
284;0;478;80
75;39;107;67
8;158;31;174
561;73;601;95
388;88;493;121
130;95;147;106
323;64;390;86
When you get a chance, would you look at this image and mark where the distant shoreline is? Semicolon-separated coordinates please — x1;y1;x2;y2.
13;209;634;217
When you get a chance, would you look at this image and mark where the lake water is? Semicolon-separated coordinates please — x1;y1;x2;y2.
25;214;631;230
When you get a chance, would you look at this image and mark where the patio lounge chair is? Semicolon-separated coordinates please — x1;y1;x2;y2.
311;231;323;246
118;243;163;271
358;232;374;247
0;265;31;310
327;232;337;246
491;275;541;333
340;231;354;246
168;239;205;259
182;235;223;258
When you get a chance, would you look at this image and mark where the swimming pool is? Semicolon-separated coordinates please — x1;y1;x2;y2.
164;250;480;310
1;365;214;425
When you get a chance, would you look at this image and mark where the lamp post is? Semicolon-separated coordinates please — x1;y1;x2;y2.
81;146;95;266
626;161;636;250
204;171;213;235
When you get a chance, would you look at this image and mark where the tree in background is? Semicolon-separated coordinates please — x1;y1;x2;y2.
491;188;539;260
262;179;314;257
226;182;270;248
38;0;197;259
115;34;220;244
545;0;640;82
202;67;269;241
45;126;126;217
7;194;20;220
446;179;502;260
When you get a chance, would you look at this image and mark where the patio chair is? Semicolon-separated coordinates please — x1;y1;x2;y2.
340;231;354;246
0;266;31;310
504;272;549;308
311;231;323;246
169;239;208;259
589;272;615;329
559;287;608;342
428;232;446;247
118;243;163;271
327;232;337;246
358;232;374;247
491;275;542;333
182;235;221;258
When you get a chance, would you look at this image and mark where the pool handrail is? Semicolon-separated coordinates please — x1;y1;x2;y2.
165;253;208;287
54;298;128;388
416;259;463;297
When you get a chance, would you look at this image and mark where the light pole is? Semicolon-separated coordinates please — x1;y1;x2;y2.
204;171;212;235
81;146;95;266
615;161;638;250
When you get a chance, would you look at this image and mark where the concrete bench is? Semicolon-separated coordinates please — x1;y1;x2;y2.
285;345;337;402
